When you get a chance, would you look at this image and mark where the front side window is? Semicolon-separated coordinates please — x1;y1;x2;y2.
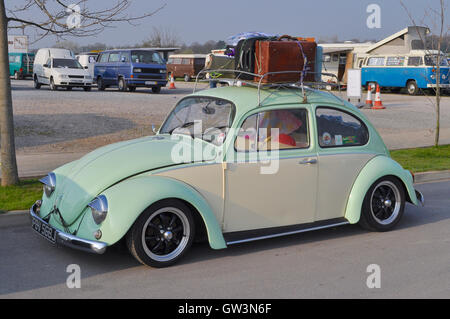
108;53;120;62
181;58;191;65
235;109;309;152
120;52;130;62
316;107;369;148
425;54;449;66
159;97;235;145
99;53;109;63
367;57;385;66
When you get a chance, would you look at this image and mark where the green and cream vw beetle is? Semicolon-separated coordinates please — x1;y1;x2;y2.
30;85;424;267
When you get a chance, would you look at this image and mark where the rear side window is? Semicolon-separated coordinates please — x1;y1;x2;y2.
386;56;405;66
120;52;130;62
181;58;191;64
316;107;369;147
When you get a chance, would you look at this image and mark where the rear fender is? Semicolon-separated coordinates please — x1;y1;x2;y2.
344;155;418;224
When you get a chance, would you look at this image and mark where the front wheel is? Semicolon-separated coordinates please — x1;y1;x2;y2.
126;199;195;267
359;176;405;232
118;77;127;91
49;77;58;91
151;86;161;94
33;76;41;89
97;77;105;91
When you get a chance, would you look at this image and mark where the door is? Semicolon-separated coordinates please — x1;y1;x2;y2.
42;57;52;84
223;107;318;233
106;51;120;85
314;106;375;221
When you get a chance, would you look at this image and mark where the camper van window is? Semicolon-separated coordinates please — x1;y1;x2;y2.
367;57;385;66
386;56;405;66
131;50;164;64
108;53;120;62
195;58;205;66
181;58;190;65
424;55;449;66
88;56;97;63
53;59;83;69
173;58;182;64
407;56;422;66
323;54;331;62
332;54;338;62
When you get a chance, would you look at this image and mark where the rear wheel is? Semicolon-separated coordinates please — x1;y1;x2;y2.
66;86;72;91
151;86;161;94
83;86;91;91
407;80;419;95
359;176;405;232
126;199;195;268
128;86;136;92
97;77;105;91
14;72;19;80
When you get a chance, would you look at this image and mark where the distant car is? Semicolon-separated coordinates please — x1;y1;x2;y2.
9;52;35;79
30;82;424;268
167;54;206;82
76;52;98;78
33;48;93;91
94;49;167;93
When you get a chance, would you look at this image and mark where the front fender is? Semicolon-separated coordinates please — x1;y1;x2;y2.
345;155;418;224
79;175;227;249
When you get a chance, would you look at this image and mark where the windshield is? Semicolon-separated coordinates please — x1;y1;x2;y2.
53;58;83;69
131;50;164;64
425;55;449;66
159;97;236;145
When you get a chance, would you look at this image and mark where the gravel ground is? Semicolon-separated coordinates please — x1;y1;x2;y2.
10;79;450;155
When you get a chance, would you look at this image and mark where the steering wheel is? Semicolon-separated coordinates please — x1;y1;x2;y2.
203;126;228;143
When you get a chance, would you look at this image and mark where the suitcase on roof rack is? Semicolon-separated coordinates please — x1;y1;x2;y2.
254;37;317;84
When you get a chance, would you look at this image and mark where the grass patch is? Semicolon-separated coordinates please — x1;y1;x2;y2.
0;179;42;213
390;144;450;173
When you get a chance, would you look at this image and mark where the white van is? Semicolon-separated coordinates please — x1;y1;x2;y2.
76;52;98;78
33;48;93;91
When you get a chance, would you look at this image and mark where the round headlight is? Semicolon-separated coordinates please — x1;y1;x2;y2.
430;74;436;79
39;173;56;197
88;195;108;225
442;74;447;80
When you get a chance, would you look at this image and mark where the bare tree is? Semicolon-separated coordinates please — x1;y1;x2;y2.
142;26;181;48
0;0;165;186
400;0;449;147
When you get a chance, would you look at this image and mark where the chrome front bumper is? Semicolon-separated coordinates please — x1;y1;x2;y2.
30;203;107;254
415;189;425;207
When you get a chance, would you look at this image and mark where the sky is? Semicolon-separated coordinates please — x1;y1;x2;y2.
5;0;446;48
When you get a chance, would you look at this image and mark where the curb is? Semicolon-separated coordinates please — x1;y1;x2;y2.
414;170;450;183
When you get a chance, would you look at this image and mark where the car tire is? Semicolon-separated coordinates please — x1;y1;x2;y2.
151;86;161;94
126;199;195;268
359;176;406;232
128;86;136;92
97;77;105;91
14;72;19;80
83;86;91;91
118;77;127;92
407;80;419;95
49;77;58;91
33;76;41;89
184;74;190;82
66;86;72;91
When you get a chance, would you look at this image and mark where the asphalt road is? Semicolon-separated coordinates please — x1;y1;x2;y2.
0;180;449;299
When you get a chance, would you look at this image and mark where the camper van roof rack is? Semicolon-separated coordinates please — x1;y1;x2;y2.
193;69;341;106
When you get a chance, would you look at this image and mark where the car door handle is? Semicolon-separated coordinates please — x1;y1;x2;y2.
299;158;317;165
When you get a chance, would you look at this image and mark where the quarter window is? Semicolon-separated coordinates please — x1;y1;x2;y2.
316;107;369;147
408;56;422;66
235;109;309;152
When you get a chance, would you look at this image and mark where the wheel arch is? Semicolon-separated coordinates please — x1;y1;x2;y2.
344;155;418;224
91;175;227;250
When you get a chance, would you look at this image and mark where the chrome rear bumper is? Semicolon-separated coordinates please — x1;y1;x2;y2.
415;189;425;207
30;203;107;254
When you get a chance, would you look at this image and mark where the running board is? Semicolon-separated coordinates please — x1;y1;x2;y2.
224;218;349;245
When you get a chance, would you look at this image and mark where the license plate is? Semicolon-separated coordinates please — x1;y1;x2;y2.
145;81;157;85
31;216;57;244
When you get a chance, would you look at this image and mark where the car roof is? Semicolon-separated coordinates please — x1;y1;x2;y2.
190;85;360;119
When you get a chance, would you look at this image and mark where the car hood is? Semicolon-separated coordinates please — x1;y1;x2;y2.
53;68;89;76
51;134;217;225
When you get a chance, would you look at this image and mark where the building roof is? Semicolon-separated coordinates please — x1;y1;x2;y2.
364;26;430;53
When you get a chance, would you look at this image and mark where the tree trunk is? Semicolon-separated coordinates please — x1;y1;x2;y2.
0;0;19;185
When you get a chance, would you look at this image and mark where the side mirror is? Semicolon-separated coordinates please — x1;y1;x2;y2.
151;124;158;134
43;64;49;68
84;66;88;69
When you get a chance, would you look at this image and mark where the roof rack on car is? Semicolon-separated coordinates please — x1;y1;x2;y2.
193;69;341;106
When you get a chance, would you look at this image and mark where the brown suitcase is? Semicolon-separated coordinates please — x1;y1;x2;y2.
254;39;316;83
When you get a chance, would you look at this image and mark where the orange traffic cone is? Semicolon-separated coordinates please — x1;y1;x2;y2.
372;84;385;109
365;86;373;107
168;73;176;89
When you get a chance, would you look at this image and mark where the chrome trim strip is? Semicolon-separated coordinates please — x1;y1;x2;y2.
29;204;108;254
226;221;349;245
415;189;425;207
